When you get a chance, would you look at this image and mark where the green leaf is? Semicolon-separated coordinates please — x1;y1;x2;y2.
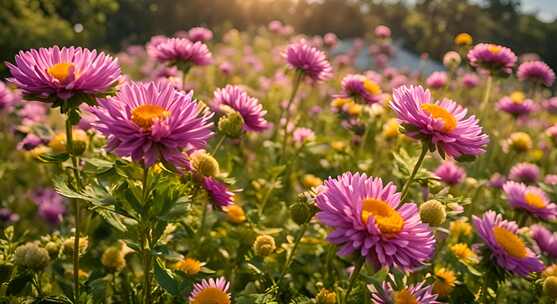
37;152;70;163
154;259;180;296
93;209;128;232
7;270;32;295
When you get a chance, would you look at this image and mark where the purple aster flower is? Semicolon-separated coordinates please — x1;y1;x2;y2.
502;181;557;220
461;73;480;88
146;35;168;57
531;224;557;258
370;280;440;304
467;43;517;76
546;124;557;144
391;85;489;158
91;81;213;168
544;174;557;185
544;97;557;114
212;85;269;132
496;96;534;118
517;61;555;87
6;46;121;101
489;173;506;188
473;210;543;277
202;177;233;208
434;161;466;186
426;71;448;89
316;172;435;270
18;101;47;126
188;27;213;42
218;62;233;75
77;104;97;131
323;33;338;48
150;38;212;67
292;127;315;143
338;74;383;105
0;81;16;111
0;208;19;224
31;188;66;225
16;134;43;151
268;20;283;33
374;25;392;39
509;163;539;184
188;277;230;304
284;40;332;82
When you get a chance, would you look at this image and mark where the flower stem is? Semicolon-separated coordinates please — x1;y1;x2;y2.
197;192;209;245
141;166;152;304
278;222;309;283
401;142;428;201
65;117;82;303
211;134;226;155
280;71;303;160
343;257;365;304
479;75;493;114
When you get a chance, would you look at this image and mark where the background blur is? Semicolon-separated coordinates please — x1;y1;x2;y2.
2;0;556;76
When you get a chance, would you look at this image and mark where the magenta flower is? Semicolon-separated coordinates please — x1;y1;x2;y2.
502;181;557;220
91;81;213;168
31;188;66;226
150;38;212;67
509;163;539;184
496;97;534;118
517;61;555;87
461;73;480;88
544;174;557;185
531;224;557;258
544;97;557;114
316;172;435;270
188;277;231;303
284;41;332;82
292;127;315;143
212;85;269;132
323;33;338;48
17;134;43;151
434;161;466;186
473;211;543;277
370;281;440;304
489;173;506;189
0;81;16;111
391;85;489;158
202;177;233;208
467;43;517;76
374;25;392;39
6;46;121;102
338;74;383;104
188;27;213;42
426;71;448;89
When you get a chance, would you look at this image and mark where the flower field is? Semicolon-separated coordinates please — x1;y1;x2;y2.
1;18;557;304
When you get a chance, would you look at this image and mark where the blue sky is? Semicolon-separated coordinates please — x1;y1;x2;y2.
522;0;557;22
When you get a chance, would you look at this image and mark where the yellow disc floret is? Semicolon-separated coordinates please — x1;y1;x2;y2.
420;103;457;133
131;104;170;129
361;198;404;235
47;63;74;82
492;226;527;259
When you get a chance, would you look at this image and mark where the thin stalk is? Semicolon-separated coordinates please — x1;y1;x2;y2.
211;134;226;155
400;142;428;201
343;257;365;304
280;71;303;159
278;223;309;283
197;196;209;244
141;166;152;304
479;75;493;114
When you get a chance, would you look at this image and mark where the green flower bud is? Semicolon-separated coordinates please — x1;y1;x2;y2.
253;235;276;257
218;110;244;138
190;150;220;177
316;288;337;304
63;236;89;256
290;202;311;225
45;241;60;258
544;276;557;298
14;243;50;271
420;200;447;226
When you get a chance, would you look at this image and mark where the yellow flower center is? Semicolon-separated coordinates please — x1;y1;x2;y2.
420;103;457;133
131;104;170;129
510;91;525;103
225;204;246;224
524;191;546;209
361;198;404;235
174;258;202;275
433;268;456;296
488;45;502;54
393;288;418;304
493;226;527;259
363;79;381;95
47;63;74;82
331;97;352;108
346;103;362;116
191;287;230;304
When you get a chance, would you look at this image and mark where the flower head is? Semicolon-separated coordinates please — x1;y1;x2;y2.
432;268;456;297
503;181;557;220
391;85;489;158
175;257;203;275
338;74;383;104
454;33;473;46
6;46;120;101
517;61;555;87
435;161;466;186
426;72;448;89
467;43;517;76
509;163;540;184
293;127;316;143
531;224;557;258
212;85;268;132
0;81;16;111
189;277;231;304
374;25;391;39
461;73;480;88
150;38;212;67
473;211;543;276
91;81;213;168
450;243;478;264
202;177;234;208
31;188;65;225
188;27;213;42
497;96;534;118
316;172;435;270
284;41;332;82
370;280;440;304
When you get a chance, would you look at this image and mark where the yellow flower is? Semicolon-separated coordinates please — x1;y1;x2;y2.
330;141;346;151
544;265;557;278
382;118;400;139
303;174;322;188
48;129;89;154
224;204;246;224
454;33;473;46
432;268;456;297
449;220;472;238
101;246;126;272
63;236;89;256
450;243;478;264
508;132;532;152
345;103;362;116
510;91;525;103
175;257;203;275
316;288;337;304
331;97;353;108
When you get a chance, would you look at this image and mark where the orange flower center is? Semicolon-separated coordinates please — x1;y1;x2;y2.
190;287;230;304
131;104;170;129
47;63;75;82
420;103;457;132
493;226;527;259
524;191;545;209
363;79;381;95
361;198;404;235
488;45;502;54
393;288;418;304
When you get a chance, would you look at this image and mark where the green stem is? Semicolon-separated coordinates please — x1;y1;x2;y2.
343;257;365;304
141;166;152;304
258;173;280;216
65;118;82;303
32;274;43;297
197;195;209;245
280;71;303;159
278;223;309;283
211;134;226;155
400;142;428;201
479;75;493;114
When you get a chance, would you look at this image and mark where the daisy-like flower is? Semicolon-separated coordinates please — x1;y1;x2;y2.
211;85;269;132
323;32;338;48
426;72;448;89
91;81;213;168
174;257;203;275
496;96;534;118
6;46;121;103
473;210;544;276
454;33;473;46
509;163;540;184
188;277;231;304
467;43;517;76
374;25;391;39
150;38;212;68
502;181;557;220
434;161;466;186
188;27;213;42
284;40;332;82
202;177;234;208
370;280;440;304
450;243;479;264
31;188;66;225
0;81;16;111
461;73;480;88
293;127;315;143
531;224;557;258
338;74;383;104
517;61;555;87
432;268;456;297
391;85;489;158
316;172;435;270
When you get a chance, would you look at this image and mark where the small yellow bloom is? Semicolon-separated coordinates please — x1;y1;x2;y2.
225;204;246;224
303;174;322;188
63;236;89;256
331;97;353;108
449;220;472;238
432;268;456;297
316;288;337;304
174;257;202;275
49;129;88;154
508;132;532;152
450;243;478;264
454;33;473;46
29;145;50;159
382;118;400;139
543;265;557;278
101;246;126;272
510;91;525;103
345;103;362;116
330;141;346;151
